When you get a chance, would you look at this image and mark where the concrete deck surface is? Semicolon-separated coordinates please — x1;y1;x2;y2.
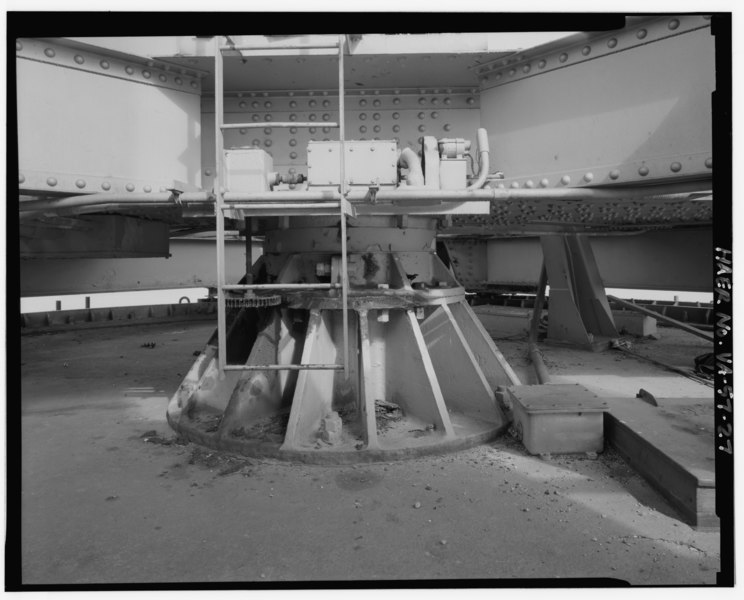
16;320;721;586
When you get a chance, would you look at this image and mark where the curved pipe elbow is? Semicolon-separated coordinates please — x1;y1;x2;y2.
398;148;426;187
466;128;490;190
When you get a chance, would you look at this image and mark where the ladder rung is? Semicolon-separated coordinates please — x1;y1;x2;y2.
221;202;341;211
223;364;344;371
220;43;340;52
223;283;341;290
221;122;338;130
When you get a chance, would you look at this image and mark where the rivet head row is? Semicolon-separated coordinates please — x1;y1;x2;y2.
74;54;85;64
539;178;549;187
44;48;56;58
19;173;25;184
609;170;620;180
75;179;86;188
560;175;571;185
636;29;647;39
607;38;618;49
125;66;134;74
101;182;111;191
583;172;594;182
668;18;680;30
144;185;152;193
126;183;135;192
16;41;22;51
142;70;151;79
538;59;546;68
100;59;110;69
559;53;568;63
581;46;591;56
705;157;713;168
46;177;57;187
670;162;682;172
638;165;649;176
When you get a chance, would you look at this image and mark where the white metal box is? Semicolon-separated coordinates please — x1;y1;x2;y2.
507;384;609;455
439;158;467;190
307;140;398;187
223;148;274;192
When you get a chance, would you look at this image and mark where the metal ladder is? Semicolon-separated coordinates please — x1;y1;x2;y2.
214;35;351;378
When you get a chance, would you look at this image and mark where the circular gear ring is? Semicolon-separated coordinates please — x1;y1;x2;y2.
225;294;282;308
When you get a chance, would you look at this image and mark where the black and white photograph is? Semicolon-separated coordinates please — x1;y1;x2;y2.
5;2;736;591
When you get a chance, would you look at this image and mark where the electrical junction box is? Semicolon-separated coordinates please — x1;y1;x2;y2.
439;158;467;190
507;383;609;455
223;147;274;192
307;140;398;188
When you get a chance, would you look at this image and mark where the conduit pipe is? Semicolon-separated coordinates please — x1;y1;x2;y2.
466;128;490;191
19;180;711;214
528;262;552;384
397;147;426;187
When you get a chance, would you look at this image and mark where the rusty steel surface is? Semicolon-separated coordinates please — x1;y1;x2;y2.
445;227;712;293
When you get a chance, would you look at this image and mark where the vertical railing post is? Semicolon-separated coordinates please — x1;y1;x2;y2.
215;37;227;375
338;35;350;379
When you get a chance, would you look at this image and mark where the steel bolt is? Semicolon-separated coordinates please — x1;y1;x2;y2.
289;100;297;108
264;127;272;135
525;180;535;188
373;125;381;133
144;185;152;193
309;100;317;107
265;139;272;147
638;165;649;176
510;181;520;189
190;81;198;88
538;59;546;68
239;101;247;108
668;18;680;30
323;127;330;133
290;152;298;159
46;177;57;187
359;113;367;121
466;97;475;105
581;46;591;56
44;48;56;58
252;115;259;122
539;178;549;187
522;64;531;73
125;65;134;74
560;175;571;185
443;124;451;132
392;125;400;132
19;173;25;184
359;99;367;107
419;97;426;105
126;183;135;192
495;72;503;80
418;125;426;132
583;172;594;182
265;115;273;121
102;181;111;190
636;29;647;39
323;99;331;107
159;74;167;82
289;138;297;146
393;97;401;105
705;157;713;169
239;128;246;135
509;68;516;76
16;41;22;51
609;169;620;180
309;127;316;133
174;77;182;84
74;54;85;64
392;112;400;120
75;179;86;189
252;101;260;109
264;101;272;108
290;127;298;134
559;53;568;63
323;113;330;121
670;162;682;172
418;112;425;119
142;70;151;79
360;126;367;133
